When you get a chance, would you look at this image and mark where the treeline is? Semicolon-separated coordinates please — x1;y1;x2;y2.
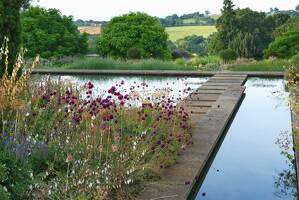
74;19;107;27
208;0;299;60
157;12;216;26
75;11;216;28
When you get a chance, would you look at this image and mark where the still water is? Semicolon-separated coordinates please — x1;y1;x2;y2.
192;78;297;200
44;75;208;103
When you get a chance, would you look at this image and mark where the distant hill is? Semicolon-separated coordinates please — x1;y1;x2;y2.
158;12;217;27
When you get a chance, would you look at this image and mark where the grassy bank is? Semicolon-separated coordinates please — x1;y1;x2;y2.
63;58;197;71
227;59;288;72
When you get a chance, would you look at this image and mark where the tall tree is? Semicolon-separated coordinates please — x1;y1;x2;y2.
0;0;31;75
216;0;237;48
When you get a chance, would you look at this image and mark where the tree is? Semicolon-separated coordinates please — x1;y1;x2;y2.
177;35;208;55
268;13;290;29
97;12;170;59
219;49;237;63
296;5;299;12
208;32;225;54
205;10;210;16
274;17;299;37
228;8;274;58
264;32;299;58
21;6;88;58
0;0;31;75
216;0;237;48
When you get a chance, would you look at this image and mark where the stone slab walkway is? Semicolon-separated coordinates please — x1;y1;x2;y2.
137;73;247;200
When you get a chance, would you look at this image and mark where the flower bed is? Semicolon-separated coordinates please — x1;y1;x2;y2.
0;48;193;199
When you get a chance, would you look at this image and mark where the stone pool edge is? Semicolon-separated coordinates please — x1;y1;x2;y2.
32;69;284;78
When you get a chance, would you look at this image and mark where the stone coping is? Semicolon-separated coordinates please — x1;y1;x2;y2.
32;69;284;78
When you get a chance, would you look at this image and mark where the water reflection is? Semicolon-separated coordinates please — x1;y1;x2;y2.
192;78;296;200
274;131;297;198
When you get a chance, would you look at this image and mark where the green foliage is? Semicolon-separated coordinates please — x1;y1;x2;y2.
264;32;299;58
21;6;88;58
219;49;237;63
274;17;299;37
216;0;237;48
267;13;290;29
64;58;196;71
208;32;225;54
176;35;208;55
291;53;299;64
97;12;171;59
158;12;216;26
213;0;289;59
171;49;191;59
227;59;288;71
0;0;27;75
188;55;221;71
0;143;32;200
127;47;141;59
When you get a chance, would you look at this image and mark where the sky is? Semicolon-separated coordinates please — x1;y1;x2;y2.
32;0;299;21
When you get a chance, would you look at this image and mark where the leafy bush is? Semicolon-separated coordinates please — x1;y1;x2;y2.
219;49;237;63
97;12;171;59
21;6;88;58
171;49;191;60
176;35;208;55
264;32;299;58
127;47;141;59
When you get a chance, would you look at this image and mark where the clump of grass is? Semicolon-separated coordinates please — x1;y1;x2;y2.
63;58;196;71
227;59;288;72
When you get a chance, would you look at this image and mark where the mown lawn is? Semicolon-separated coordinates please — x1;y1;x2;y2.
166;25;216;41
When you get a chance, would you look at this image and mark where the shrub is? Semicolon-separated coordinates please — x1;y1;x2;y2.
171;49;191;60
127;47;141;59
264;32;299;59
176;35;208;55
219;49;238;63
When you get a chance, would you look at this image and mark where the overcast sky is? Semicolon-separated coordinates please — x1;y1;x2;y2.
32;0;298;21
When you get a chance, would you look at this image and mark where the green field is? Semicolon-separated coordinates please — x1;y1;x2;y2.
166;25;217;41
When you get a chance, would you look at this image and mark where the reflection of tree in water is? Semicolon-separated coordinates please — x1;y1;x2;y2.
274;131;297;199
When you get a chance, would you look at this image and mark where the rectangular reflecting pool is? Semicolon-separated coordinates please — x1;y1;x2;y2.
191;78;297;200
37;75;209;104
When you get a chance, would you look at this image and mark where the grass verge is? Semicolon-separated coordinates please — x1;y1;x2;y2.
227;59;288;72
63;58;197;71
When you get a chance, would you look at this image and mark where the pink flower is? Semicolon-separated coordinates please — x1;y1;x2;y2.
66;153;73;163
